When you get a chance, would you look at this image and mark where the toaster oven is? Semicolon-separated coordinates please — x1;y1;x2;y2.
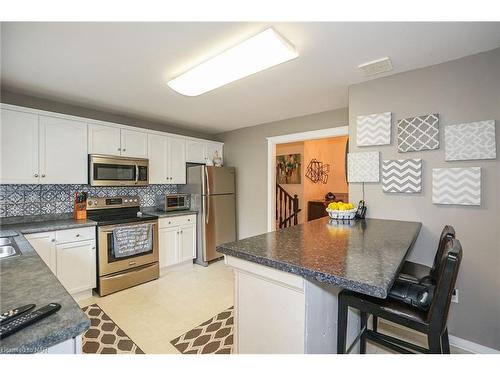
157;194;190;212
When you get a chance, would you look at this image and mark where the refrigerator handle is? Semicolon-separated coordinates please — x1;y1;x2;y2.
205;196;210;224
204;166;210;196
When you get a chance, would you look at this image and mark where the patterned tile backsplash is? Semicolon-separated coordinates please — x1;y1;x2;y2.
0;184;178;218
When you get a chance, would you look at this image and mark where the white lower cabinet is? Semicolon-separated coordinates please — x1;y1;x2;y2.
56;240;96;295
26;227;96;298
25;231;57;274
159;215;196;269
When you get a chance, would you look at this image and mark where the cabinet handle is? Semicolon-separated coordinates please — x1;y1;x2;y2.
75;234;80;237
34;174;39;177
41;174;46;178
51;238;55;242
123;148;126;152
92;246;96;250
118;148;121;151
129;261;136;266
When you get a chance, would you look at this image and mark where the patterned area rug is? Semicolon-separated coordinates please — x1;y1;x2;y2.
82;304;144;354
170;307;233;354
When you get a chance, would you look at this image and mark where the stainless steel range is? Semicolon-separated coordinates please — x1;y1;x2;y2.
86;196;159;296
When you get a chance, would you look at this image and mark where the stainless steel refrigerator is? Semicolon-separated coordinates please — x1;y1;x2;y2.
179;165;236;266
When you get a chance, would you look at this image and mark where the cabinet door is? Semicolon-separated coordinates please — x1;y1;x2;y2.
159;226;179;268
147;134;169;184
56;240;96;294
168;137;186;184
88;123;121;156
39;116;88;184
0;109;39;184
121;129;148;158
186;139;207;164
25;232;56;274
179;223;196;262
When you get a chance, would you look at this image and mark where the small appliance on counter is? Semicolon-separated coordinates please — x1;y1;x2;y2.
156;194;190;212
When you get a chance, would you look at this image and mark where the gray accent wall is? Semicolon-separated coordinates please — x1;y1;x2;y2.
348;48;500;350
217;108;348;240
0;89;215;140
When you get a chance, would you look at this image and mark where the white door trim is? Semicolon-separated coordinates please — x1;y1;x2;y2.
266;126;349;233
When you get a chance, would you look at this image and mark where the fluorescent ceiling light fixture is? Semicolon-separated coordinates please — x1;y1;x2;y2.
167;28;298;96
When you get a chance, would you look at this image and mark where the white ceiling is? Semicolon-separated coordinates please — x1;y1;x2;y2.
1;22;499;134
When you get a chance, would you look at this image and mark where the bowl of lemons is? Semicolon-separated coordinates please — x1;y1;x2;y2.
325;201;357;220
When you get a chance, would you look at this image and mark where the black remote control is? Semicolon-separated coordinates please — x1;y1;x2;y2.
0;303;61;339
0;304;36;325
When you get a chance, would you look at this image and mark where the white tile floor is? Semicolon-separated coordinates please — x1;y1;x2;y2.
78;260;468;354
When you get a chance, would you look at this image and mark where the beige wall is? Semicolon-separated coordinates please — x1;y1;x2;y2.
303;136;349;218
217;108;349;239
349;48;500;350
276;142;305;224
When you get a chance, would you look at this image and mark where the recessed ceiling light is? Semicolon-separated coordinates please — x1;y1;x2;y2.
358;57;393;76
167;28;299;96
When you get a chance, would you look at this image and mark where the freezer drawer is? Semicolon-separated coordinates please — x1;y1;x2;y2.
203;194;236;262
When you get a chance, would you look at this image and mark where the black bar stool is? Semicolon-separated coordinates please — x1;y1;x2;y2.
371;225;455;332
337;238;462;354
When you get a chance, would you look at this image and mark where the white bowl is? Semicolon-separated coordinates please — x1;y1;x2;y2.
325;207;357;220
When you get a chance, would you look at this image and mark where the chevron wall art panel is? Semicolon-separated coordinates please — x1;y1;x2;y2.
356;112;392;146
444;120;496;161
432;167;481;206
398;114;439;153
382;159;422;193
347;151;380;183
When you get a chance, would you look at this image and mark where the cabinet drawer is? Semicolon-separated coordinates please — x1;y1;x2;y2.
56;227;96;244
159;214;197;228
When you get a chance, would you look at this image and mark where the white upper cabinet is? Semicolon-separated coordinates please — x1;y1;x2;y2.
88;123;148;158
88;123;121;156
186;139;207;164
0;109;39;184
148;133;169;184
39;116;88;184
0;109;87;184
121;129;148;158
168;137;186;184
206;142;223;165
148;135;186;184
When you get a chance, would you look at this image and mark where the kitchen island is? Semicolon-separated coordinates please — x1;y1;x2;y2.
217;217;421;354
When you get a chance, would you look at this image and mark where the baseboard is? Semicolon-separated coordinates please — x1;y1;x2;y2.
379;319;499;354
448;334;500;354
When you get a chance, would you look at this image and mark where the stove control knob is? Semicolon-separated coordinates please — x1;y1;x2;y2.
134;199;138;203
88;201;93;206
124;199;128;203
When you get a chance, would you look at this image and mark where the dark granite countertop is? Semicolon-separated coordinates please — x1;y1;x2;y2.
0;213;96;237
140;207;198;218
0;213;96;353
217;218;421;298
0;235;90;353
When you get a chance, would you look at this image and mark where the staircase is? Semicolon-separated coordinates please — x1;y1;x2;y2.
276;184;301;229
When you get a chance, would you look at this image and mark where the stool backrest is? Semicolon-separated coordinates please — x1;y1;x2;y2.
430;225;456;281
427;238;462;332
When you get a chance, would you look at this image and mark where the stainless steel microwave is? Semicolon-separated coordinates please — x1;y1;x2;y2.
89;154;149;186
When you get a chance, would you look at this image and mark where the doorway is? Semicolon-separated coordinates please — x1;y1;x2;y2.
267;126;349;232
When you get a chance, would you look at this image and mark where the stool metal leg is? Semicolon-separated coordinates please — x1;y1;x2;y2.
428;331;443;354
372;316;378;332
360;312;367;354
337;297;348;354
441;328;450;354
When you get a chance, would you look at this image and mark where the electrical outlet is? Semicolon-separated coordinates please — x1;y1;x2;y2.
451;289;459;303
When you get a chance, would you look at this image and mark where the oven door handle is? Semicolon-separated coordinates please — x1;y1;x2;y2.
135;164;139;184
